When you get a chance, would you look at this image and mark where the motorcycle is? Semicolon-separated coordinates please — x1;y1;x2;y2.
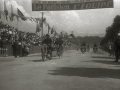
81;46;86;54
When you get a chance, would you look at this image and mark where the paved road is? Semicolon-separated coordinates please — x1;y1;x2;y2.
0;49;120;90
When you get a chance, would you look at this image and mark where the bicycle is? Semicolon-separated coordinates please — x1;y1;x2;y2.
41;44;52;61
56;45;63;59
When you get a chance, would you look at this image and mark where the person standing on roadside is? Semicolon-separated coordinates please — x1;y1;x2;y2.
114;33;120;62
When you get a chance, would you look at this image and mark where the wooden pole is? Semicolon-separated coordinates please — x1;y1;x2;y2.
41;12;44;40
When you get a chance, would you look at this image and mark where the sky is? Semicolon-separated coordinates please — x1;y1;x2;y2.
0;0;120;37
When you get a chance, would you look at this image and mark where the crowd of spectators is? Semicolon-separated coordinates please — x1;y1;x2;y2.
0;21;42;48
0;21;42;57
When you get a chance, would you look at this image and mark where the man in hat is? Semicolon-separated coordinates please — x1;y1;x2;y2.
114;33;120;62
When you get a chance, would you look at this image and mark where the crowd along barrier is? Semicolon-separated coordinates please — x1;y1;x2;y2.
0;45;76;57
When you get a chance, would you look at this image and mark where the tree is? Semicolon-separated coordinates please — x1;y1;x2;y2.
100;15;120;45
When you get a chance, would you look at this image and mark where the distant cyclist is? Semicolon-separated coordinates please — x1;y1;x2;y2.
54;35;64;50
81;42;87;53
93;43;98;52
87;43;91;52
81;42;87;47
93;43;98;48
54;35;64;58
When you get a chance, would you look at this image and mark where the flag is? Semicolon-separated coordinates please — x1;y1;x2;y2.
54;30;58;36
64;32;68;39
70;34;75;38
47;24;51;34
39;21;42;28
69;31;75;38
48;24;51;30
32;18;36;22
27;17;33;22
17;8;27;21
36;20;41;33
0;13;1;19
51;28;54;34
4;1;8;20
10;4;14;21
0;11;4;19
0;11;4;15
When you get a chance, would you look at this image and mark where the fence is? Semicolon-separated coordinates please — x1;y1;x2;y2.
0;45;76;57
0;48;8;57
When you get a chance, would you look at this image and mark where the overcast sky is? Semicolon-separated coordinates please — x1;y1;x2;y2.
0;0;120;37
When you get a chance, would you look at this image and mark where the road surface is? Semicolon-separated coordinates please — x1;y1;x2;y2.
0;49;120;90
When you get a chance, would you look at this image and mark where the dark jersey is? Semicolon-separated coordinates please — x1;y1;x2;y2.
81;43;86;47
42;38;52;45
55;38;64;46
93;44;97;47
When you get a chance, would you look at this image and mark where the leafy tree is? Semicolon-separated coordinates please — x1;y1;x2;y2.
100;15;120;45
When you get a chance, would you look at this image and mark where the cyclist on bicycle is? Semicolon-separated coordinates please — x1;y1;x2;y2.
81;42;87;47
81;41;87;51
54;35;64;53
93;43;98;48
87;43;90;52
42;34;53;57
93;43;98;50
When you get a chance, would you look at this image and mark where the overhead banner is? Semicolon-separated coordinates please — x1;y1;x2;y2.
32;0;114;11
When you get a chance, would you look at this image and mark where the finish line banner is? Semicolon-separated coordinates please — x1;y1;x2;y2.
32;0;114;11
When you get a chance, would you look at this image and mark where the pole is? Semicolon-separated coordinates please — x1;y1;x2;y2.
17;16;22;56
41;12;44;40
17;16;18;30
48;24;49;35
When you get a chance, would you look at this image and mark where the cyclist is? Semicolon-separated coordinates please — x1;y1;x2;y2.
42;34;53;58
93;43;98;48
81;42;87;53
87;43;91;52
81;42;87;48
54;35;64;58
93;43;98;51
81;42;86;46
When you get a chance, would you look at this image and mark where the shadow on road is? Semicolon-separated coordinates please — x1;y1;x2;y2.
92;56;114;59
28;59;45;62
83;60;120;65
28;57;60;62
48;67;120;79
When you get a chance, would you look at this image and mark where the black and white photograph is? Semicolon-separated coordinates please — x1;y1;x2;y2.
0;0;120;90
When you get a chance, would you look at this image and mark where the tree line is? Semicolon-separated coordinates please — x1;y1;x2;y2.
67;36;103;46
100;15;120;45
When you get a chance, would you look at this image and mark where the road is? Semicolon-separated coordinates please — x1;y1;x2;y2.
0;49;120;90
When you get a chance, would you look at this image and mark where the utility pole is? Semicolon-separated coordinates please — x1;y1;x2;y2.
48;24;50;35
41;12;44;40
40;12;48;40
